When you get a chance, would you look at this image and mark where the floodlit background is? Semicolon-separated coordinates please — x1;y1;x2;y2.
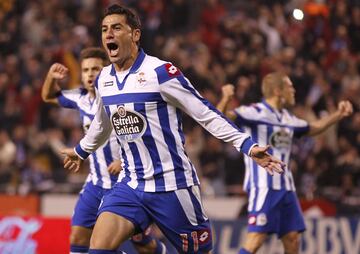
0;0;359;253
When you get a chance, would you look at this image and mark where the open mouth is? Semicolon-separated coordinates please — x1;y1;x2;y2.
107;42;119;57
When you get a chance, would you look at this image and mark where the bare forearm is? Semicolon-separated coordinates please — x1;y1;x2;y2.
308;111;341;136
216;96;231;114
41;73;60;104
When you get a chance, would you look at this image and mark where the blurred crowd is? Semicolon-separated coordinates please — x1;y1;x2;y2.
0;0;359;215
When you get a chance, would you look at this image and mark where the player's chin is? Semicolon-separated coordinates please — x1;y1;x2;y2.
108;54;121;63
288;98;295;106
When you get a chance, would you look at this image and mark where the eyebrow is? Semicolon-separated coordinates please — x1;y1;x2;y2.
102;23;122;28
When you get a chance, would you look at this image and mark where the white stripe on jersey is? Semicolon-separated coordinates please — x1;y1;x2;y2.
248;187;256;212
256;125;268;188
271;126;282;190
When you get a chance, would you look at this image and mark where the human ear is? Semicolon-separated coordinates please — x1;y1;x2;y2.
132;29;141;43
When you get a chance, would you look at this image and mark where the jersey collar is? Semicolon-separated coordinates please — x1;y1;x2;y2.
261;99;283;122
110;48;146;90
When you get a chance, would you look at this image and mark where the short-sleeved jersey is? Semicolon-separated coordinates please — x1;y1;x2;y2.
58;88;120;189
234;100;309;192
75;49;257;192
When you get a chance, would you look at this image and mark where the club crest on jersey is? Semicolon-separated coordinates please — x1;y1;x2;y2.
117;105;127;117
269;129;291;151
136;72;146;85
111;106;147;142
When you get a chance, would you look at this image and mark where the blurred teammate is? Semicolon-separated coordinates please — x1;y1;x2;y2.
217;73;353;254
42;47;165;254
62;5;284;254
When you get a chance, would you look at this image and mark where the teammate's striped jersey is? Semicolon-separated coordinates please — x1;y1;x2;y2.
75;48;257;192
57;88;120;189
233;100;309;192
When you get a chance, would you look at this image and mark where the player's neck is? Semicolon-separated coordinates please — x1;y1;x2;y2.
113;48;139;72
88;91;96;99
265;98;283;111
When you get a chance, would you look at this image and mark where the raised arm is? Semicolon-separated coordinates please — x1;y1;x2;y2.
41;63;69;105
307;100;353;136
216;84;237;121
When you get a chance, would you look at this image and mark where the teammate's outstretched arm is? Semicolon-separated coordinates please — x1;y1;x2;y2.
307;100;353;136
62;148;83;172
41;63;69;104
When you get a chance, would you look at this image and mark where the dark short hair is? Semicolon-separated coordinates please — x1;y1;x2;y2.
80;47;108;64
103;4;141;30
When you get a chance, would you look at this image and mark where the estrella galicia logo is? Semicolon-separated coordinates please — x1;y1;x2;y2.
111;106;147;142
269;129;291;150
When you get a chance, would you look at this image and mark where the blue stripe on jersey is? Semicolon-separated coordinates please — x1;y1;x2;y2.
293;126;310;138
251;126;259;189
91;152;103;187
128;142;145;190
280;153;286;189
57;93;78;109
176;109;185;145
101;92;163;106
157;102;187;189
266;125;274;188
135;103;165;191
103;141;117;184
120;146;131;184
104;105;111;117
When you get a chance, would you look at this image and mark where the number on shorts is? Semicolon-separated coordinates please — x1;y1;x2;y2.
191;231;199;252
180;233;188;252
180;231;199;252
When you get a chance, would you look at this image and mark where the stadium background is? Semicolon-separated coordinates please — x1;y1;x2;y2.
0;0;359;253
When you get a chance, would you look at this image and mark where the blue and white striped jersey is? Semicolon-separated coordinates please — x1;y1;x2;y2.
58;88;120;189
234;100;309;192
75;49;257;192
